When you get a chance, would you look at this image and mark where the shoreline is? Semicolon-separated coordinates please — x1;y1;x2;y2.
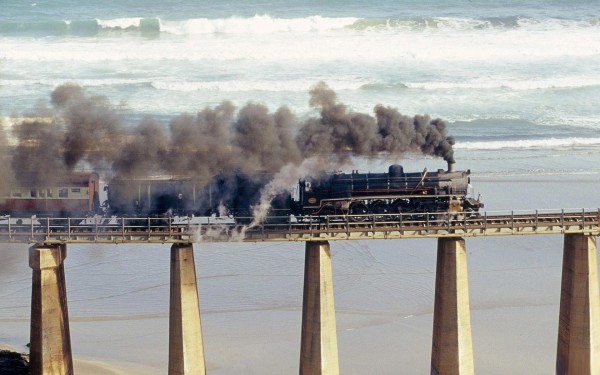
1;344;157;375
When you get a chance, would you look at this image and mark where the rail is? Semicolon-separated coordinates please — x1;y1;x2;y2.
0;208;599;244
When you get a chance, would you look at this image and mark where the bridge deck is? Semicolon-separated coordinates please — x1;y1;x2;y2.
0;209;598;244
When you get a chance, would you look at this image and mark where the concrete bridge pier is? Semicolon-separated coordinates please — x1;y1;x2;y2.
169;243;206;375
300;241;340;375
29;243;73;375
556;234;600;374
431;237;474;375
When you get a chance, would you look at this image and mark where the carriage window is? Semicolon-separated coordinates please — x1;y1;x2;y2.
11;191;21;197
47;189;53;198
59;188;68;198
30;189;37;198
71;188;81;193
39;190;45;198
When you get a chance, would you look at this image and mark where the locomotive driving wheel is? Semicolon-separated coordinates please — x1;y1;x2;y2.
389;198;411;219
370;200;389;220
349;202;368;221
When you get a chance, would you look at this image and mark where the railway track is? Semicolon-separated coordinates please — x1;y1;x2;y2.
0;208;598;244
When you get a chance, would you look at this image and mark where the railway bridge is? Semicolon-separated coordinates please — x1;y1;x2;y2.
3;208;600;375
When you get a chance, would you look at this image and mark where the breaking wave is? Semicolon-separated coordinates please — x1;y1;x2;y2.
0;18;160;37
455;137;600;150
0;15;357;37
1;14;598;37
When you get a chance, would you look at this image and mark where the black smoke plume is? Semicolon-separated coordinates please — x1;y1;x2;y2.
53;83;123;169
4;82;455;213
298;81;455;163
11;120;69;186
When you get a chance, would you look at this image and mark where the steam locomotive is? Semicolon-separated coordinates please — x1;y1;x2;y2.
293;162;483;220
0;162;483;222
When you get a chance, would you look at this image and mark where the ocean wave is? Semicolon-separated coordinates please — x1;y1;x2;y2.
1;15;598;37
0;15;357;37
360;83;409;91
160;15;358;35
149;79;363;92
5;17;596;65
5;74;600;96
402;78;600;91
455;137;600;150
349;16;503;31
0;17;161;37
360;79;600;92
349;15;600;32
0;78;153;88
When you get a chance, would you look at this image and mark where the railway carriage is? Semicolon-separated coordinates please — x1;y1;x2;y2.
105;171;278;219
106;177;200;216
0;172;101;217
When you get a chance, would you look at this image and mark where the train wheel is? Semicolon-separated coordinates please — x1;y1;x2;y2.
370;200;389;221
389;199;408;220
349;202;368;221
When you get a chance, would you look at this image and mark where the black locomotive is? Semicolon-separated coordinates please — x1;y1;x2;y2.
292;162;482;220
104;162;483;222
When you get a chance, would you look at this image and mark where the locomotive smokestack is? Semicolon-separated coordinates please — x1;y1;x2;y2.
448;161;456;173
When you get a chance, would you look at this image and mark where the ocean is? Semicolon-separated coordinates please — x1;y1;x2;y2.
1;1;600;374
2;0;600;180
